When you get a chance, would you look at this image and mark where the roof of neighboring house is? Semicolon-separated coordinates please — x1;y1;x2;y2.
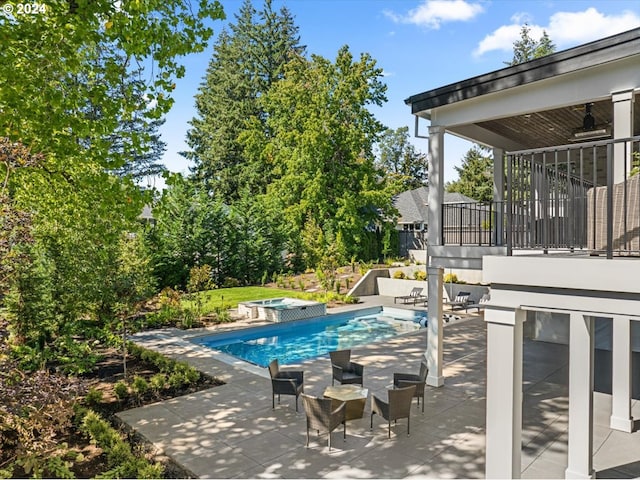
393;187;476;224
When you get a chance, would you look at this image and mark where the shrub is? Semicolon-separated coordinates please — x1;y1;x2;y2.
132;376;149;398
261;271;269;286
84;387;104;406
413;270;427;281
443;273;466;284
81;411;120;450
187;264;215;293
223;277;241;288
113;381;129;401
392;270;406;279
150;373;167;392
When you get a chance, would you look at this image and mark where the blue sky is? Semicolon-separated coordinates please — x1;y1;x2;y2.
155;0;640;189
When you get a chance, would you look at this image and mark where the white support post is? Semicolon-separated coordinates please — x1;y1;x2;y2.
426;266;444;387
612;90;634;183
493;147;504;246
427;125;445;248
485;308;524;479
610;316;633;432
565;313;595;480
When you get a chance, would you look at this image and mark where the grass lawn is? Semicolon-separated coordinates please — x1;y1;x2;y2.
183;286;313;312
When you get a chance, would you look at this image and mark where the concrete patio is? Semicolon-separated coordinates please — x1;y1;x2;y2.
120;296;640;479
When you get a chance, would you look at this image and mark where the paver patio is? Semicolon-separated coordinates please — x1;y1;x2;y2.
120;296;640;479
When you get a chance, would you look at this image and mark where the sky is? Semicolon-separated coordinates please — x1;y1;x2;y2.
154;0;640;190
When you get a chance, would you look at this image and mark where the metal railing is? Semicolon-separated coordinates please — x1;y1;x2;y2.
505;136;640;258
441;201;506;246
441;136;640;259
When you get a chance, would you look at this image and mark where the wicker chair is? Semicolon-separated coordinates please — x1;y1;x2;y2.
393;361;428;413
268;359;304;412
330;349;364;386
370;385;416;438
301;394;346;450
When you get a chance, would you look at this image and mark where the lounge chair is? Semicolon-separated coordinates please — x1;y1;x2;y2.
268;359;304;412
444;291;471;311
370;385;416;438
394;287;427;305
393;361;428;413
330;349;364;386
466;293;490;313
301;394;346;450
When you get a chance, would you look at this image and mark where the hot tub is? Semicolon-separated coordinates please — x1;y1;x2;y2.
237;297;326;322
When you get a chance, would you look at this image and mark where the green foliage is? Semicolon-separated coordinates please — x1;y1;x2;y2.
505;24;556;66
376;126;428;193
80;410;163;479
631;152;640;177
446;145;494;202
392;270;406;279
188;264;215;293
413;270;427;281
443;273;466;284
252;45;392;270
132;376;150;398
185;0;305;201
113;381;129;401
149;175;285;289
84;387;104;407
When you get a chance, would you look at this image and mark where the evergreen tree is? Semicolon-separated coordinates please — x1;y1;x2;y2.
446;146;493;202
506;24;556;66
375;126;428;193
184;0;304;201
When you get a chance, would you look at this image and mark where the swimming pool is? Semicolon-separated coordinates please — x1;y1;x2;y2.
192;306;427;367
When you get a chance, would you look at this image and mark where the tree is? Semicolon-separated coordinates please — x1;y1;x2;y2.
446;145;493;202
449;27;558;202
184;0;304;201
0;0;225;365
505;24;556;66
252;46;392;268
375;127;428;193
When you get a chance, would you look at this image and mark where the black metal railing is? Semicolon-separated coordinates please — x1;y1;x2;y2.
441;136;640;259
505;136;640;258
442;201;506;246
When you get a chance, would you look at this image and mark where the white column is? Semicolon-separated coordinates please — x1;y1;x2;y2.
485;307;524;479
610;316;633;432
493;147;504;246
426;266;444;387
612;90;634;183
427;125;445;248
565;313;595;480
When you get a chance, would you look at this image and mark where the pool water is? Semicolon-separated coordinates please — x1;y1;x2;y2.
193;307;426;367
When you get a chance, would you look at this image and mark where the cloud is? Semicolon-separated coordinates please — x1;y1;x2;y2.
384;0;484;29
474;7;640;57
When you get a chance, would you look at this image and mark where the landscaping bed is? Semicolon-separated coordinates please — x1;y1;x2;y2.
0;335;222;479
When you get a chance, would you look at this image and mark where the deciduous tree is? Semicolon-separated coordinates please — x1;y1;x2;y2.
253;46;392;268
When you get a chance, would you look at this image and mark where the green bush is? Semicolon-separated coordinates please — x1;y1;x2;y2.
150;373;167;391
84;387;104;406
81;411;120;450
113;381;129;401
392;270;406;279
132;376;149;397
444;273;465;284
413;270;427;281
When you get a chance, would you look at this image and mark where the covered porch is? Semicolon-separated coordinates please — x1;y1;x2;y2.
405;27;640;478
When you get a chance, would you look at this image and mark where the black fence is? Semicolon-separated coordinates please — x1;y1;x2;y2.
441;136;640;258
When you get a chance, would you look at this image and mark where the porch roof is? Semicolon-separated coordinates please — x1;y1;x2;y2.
404;27;640;151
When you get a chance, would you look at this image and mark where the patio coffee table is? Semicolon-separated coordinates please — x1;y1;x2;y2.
323;384;368;421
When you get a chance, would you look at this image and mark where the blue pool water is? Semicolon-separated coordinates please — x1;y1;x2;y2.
193;307;427;367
